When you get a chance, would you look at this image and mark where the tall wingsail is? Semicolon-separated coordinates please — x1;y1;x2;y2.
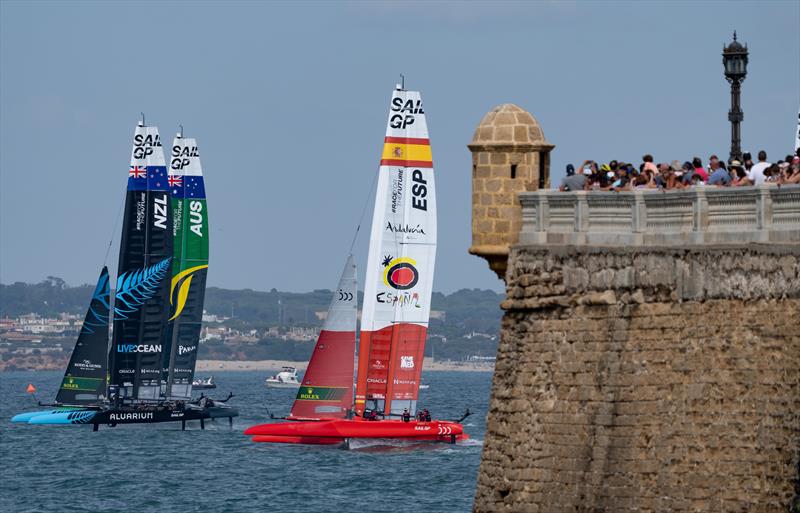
110;122;173;401
355;87;437;417
56;267;110;405
163;133;209;399
289;255;357;420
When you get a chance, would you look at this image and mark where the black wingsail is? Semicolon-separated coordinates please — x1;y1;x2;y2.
56;267;110;405
109;122;174;401
163;133;209;399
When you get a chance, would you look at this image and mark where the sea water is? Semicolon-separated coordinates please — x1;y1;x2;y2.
0;370;491;513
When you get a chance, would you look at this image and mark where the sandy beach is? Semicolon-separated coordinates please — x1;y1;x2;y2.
196;358;495;373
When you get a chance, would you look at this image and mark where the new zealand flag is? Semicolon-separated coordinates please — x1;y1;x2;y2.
128;165;147;191
148;166;169;191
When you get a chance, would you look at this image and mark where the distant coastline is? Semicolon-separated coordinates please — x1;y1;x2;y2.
1;357;496;373
197;358;495;373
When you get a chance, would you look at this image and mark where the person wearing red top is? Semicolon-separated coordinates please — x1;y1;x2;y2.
692;157;708;181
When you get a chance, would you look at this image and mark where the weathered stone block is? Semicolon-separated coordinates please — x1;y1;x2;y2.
485;180;502;193
494;126;513;142
490;153;508;165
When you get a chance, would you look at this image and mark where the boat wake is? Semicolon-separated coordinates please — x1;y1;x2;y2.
456;438;483;447
343;437;475;452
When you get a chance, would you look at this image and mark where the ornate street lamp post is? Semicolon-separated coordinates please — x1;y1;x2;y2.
722;31;748;162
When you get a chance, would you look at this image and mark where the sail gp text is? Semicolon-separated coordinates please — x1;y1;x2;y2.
133;133;162;159
116;344;161;353
389;97;424;129
171;144;199;170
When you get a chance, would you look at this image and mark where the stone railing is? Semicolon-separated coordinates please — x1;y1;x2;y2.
518;184;800;246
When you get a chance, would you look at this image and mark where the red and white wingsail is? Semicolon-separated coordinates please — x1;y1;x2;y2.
355;86;436;417
289;255;358;420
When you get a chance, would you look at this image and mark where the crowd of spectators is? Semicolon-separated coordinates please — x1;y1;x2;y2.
559;148;800;192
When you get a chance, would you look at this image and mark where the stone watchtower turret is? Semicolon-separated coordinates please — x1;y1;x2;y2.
468;104;554;279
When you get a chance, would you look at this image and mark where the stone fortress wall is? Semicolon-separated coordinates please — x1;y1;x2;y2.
469;105;800;512
475;245;799;512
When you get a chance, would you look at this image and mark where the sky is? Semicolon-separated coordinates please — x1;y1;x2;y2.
1;1;798;294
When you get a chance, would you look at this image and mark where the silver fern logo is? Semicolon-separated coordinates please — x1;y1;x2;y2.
114;257;172;318
67;410;98;424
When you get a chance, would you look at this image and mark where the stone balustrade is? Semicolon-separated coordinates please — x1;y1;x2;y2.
519;184;800;246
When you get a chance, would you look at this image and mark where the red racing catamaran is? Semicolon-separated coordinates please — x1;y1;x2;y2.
245;83;467;445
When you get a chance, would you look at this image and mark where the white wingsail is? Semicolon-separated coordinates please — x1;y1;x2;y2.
795;108;799;151
355;85;437;417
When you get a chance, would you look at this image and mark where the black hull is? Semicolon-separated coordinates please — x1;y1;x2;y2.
91;405;237;425
36;403;238;430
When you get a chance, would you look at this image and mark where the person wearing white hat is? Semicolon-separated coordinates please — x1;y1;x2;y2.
729;160;752;186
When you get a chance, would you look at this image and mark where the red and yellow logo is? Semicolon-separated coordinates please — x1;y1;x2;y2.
382;256;419;290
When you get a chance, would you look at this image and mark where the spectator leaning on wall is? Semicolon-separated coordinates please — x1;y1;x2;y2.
783;156;800;184
560;163;589;191
708;160;732;186
692;157;708;182
681;161;695;185
742;152;753;172
708;154;720;175
730;160;751;186
748;150;771;185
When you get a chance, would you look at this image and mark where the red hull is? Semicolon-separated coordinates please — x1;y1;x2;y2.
251;435;345;445
244;418;467;444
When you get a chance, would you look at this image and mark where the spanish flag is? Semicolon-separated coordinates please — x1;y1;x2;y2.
380;137;433;168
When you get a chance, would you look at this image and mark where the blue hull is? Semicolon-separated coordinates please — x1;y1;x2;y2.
28;410;97;425
11;408;85;423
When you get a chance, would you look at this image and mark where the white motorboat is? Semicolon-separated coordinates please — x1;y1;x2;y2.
192;376;217;390
265;366;301;388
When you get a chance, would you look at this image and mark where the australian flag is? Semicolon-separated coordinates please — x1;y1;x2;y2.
168;174;184;198
184;175;206;199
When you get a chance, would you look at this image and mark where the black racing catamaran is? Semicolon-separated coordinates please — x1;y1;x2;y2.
11;120;237;430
